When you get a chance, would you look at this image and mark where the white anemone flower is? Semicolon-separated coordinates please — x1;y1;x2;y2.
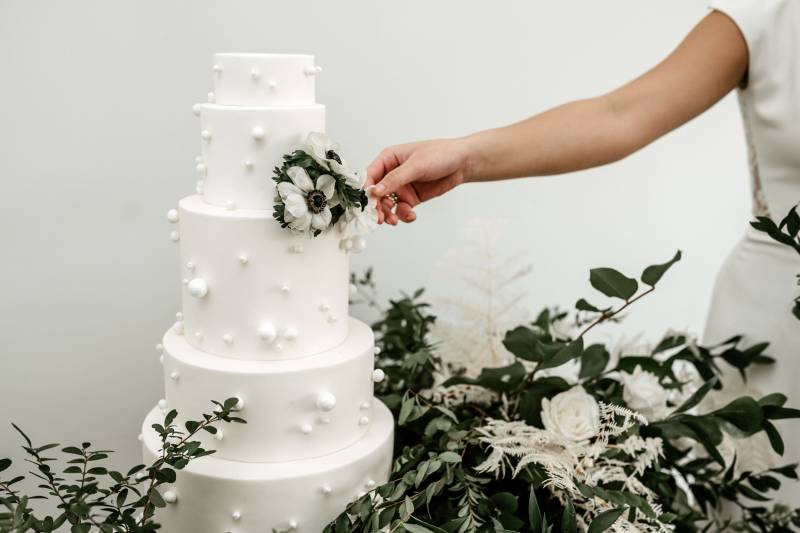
337;195;378;239
277;166;337;234
304;132;362;187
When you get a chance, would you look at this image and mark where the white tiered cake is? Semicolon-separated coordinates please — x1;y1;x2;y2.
141;53;394;533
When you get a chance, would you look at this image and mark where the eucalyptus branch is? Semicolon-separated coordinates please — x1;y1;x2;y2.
577;285;656;340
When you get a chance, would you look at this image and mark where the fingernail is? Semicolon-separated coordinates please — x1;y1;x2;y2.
371;184;385;196
408;212;417;221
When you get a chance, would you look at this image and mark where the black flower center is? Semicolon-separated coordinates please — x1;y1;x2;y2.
306;190;327;214
325;150;342;164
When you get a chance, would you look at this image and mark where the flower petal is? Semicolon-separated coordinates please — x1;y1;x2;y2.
283;193;308;218
277;181;303;200
286;166;314;192
288;211;312;232
311;206;332;230
316;174;336;199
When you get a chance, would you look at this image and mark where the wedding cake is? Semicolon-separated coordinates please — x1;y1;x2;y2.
140;53;394;533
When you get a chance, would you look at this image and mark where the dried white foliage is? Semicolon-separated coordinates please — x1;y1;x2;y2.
476;405;671;532
430;219;534;377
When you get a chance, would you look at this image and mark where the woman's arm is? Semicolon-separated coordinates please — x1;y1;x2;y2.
367;11;747;224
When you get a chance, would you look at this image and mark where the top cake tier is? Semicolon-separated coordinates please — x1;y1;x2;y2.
211;53;318;106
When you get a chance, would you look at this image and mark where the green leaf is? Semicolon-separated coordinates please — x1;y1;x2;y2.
587;508;625;533
575;299;608;313
0;458;10;473
490;492;518;514
528;489;543;532
711;397;763;434
671;376;718;415
641;250;682;287
541;338;584;369
71;524;91;533
403;525;435;533
503;327;542;362
579;344;610;379
148;488;166;508
763;421;784;455
561;499;577;533
589;268;638;300
438;451;461;463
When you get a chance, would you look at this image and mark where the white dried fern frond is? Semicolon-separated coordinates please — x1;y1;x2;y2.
430;219;534;377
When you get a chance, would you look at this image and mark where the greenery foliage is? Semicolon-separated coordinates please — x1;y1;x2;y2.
0;398;245;532
331;234;800;532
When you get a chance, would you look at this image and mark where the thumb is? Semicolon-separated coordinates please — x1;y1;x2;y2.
370;162;422;197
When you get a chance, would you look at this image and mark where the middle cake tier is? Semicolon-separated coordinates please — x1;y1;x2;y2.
159;318;378;463
176;194;349;360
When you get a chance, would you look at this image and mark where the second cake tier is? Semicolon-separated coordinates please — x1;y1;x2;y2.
158;318;379;463
172;194;349;360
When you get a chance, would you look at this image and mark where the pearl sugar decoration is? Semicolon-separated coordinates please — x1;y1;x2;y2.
169;231;180;242
207;91;216;103
212;64;221;74
192;104;201;116
222;333;233;345
300;423;313;434
238;253;249;265
187;278;209;298
315;392;337;411
163;490;178;504
250;67;260;80
372;369;385;383
258;322;277;343
166;209;179;223
358;416;370;426
283;327;298;340
252;126;265;140
201;130;212;141
169;371;180;382
244;160;254;171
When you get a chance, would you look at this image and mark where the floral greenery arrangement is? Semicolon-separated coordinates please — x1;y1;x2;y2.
751;206;800;319
334;222;800;532
272;132;376;242
0;398;245;532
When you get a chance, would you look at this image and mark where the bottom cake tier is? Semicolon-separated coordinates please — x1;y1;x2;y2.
141;400;394;533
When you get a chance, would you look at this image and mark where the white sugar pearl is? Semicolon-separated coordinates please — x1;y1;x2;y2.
238;254;249;265
158;354;164;365
327;314;338;324
194;155;203;164
250;67;260;80
258;323;277;342
157;399;167;410
268;80;277;89
225;200;236;210
321;484;332;495
252;126;265;140
283;327;298;341
365;479;376;489
195;180;205;194
244;160;254;171
280;284;291;293
137;433;143;442
358;416;370;426
212;64;221;74
214;429;224;441
186;261;195;271
166;209;179;223
195;162;207;174
173;321;184;335
234;397;245;410
360;402;371;410
288;519;298;530
351;237;367;253
170;371;180;382
163;491;178;504
341;238;353;251
222;333;233;345
372;369;385;383
187;278;208;298
175;312;183;321
291;244;304;254
192;104;201;116
374;346;381;355
207;91;215;103
156;343;164;353
232;511;241;521
275;342;284;351
182;278;189;286
300;423;313;434
200;130;212;141
169;231;180;242
319;302;330;312
316;392;337;411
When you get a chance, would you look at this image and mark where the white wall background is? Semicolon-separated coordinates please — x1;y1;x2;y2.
0;0;749;495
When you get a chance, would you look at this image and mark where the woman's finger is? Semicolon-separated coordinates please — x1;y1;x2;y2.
370;161;421;198
366;148;402;189
396;202;416;223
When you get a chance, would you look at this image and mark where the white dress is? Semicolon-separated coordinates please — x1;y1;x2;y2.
705;0;800;504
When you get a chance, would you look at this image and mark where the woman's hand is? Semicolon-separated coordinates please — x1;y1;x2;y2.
365;138;473;225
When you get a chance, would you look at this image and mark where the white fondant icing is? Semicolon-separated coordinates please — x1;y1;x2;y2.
158;320;375;462
187;278;209;298
177;196;348;359
194;331;204;342
198;104;325;209
225;200;236;210
141;402;393;533
211;54;316;106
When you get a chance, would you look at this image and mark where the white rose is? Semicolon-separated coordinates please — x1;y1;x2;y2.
541;387;600;442
621;366;669;421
